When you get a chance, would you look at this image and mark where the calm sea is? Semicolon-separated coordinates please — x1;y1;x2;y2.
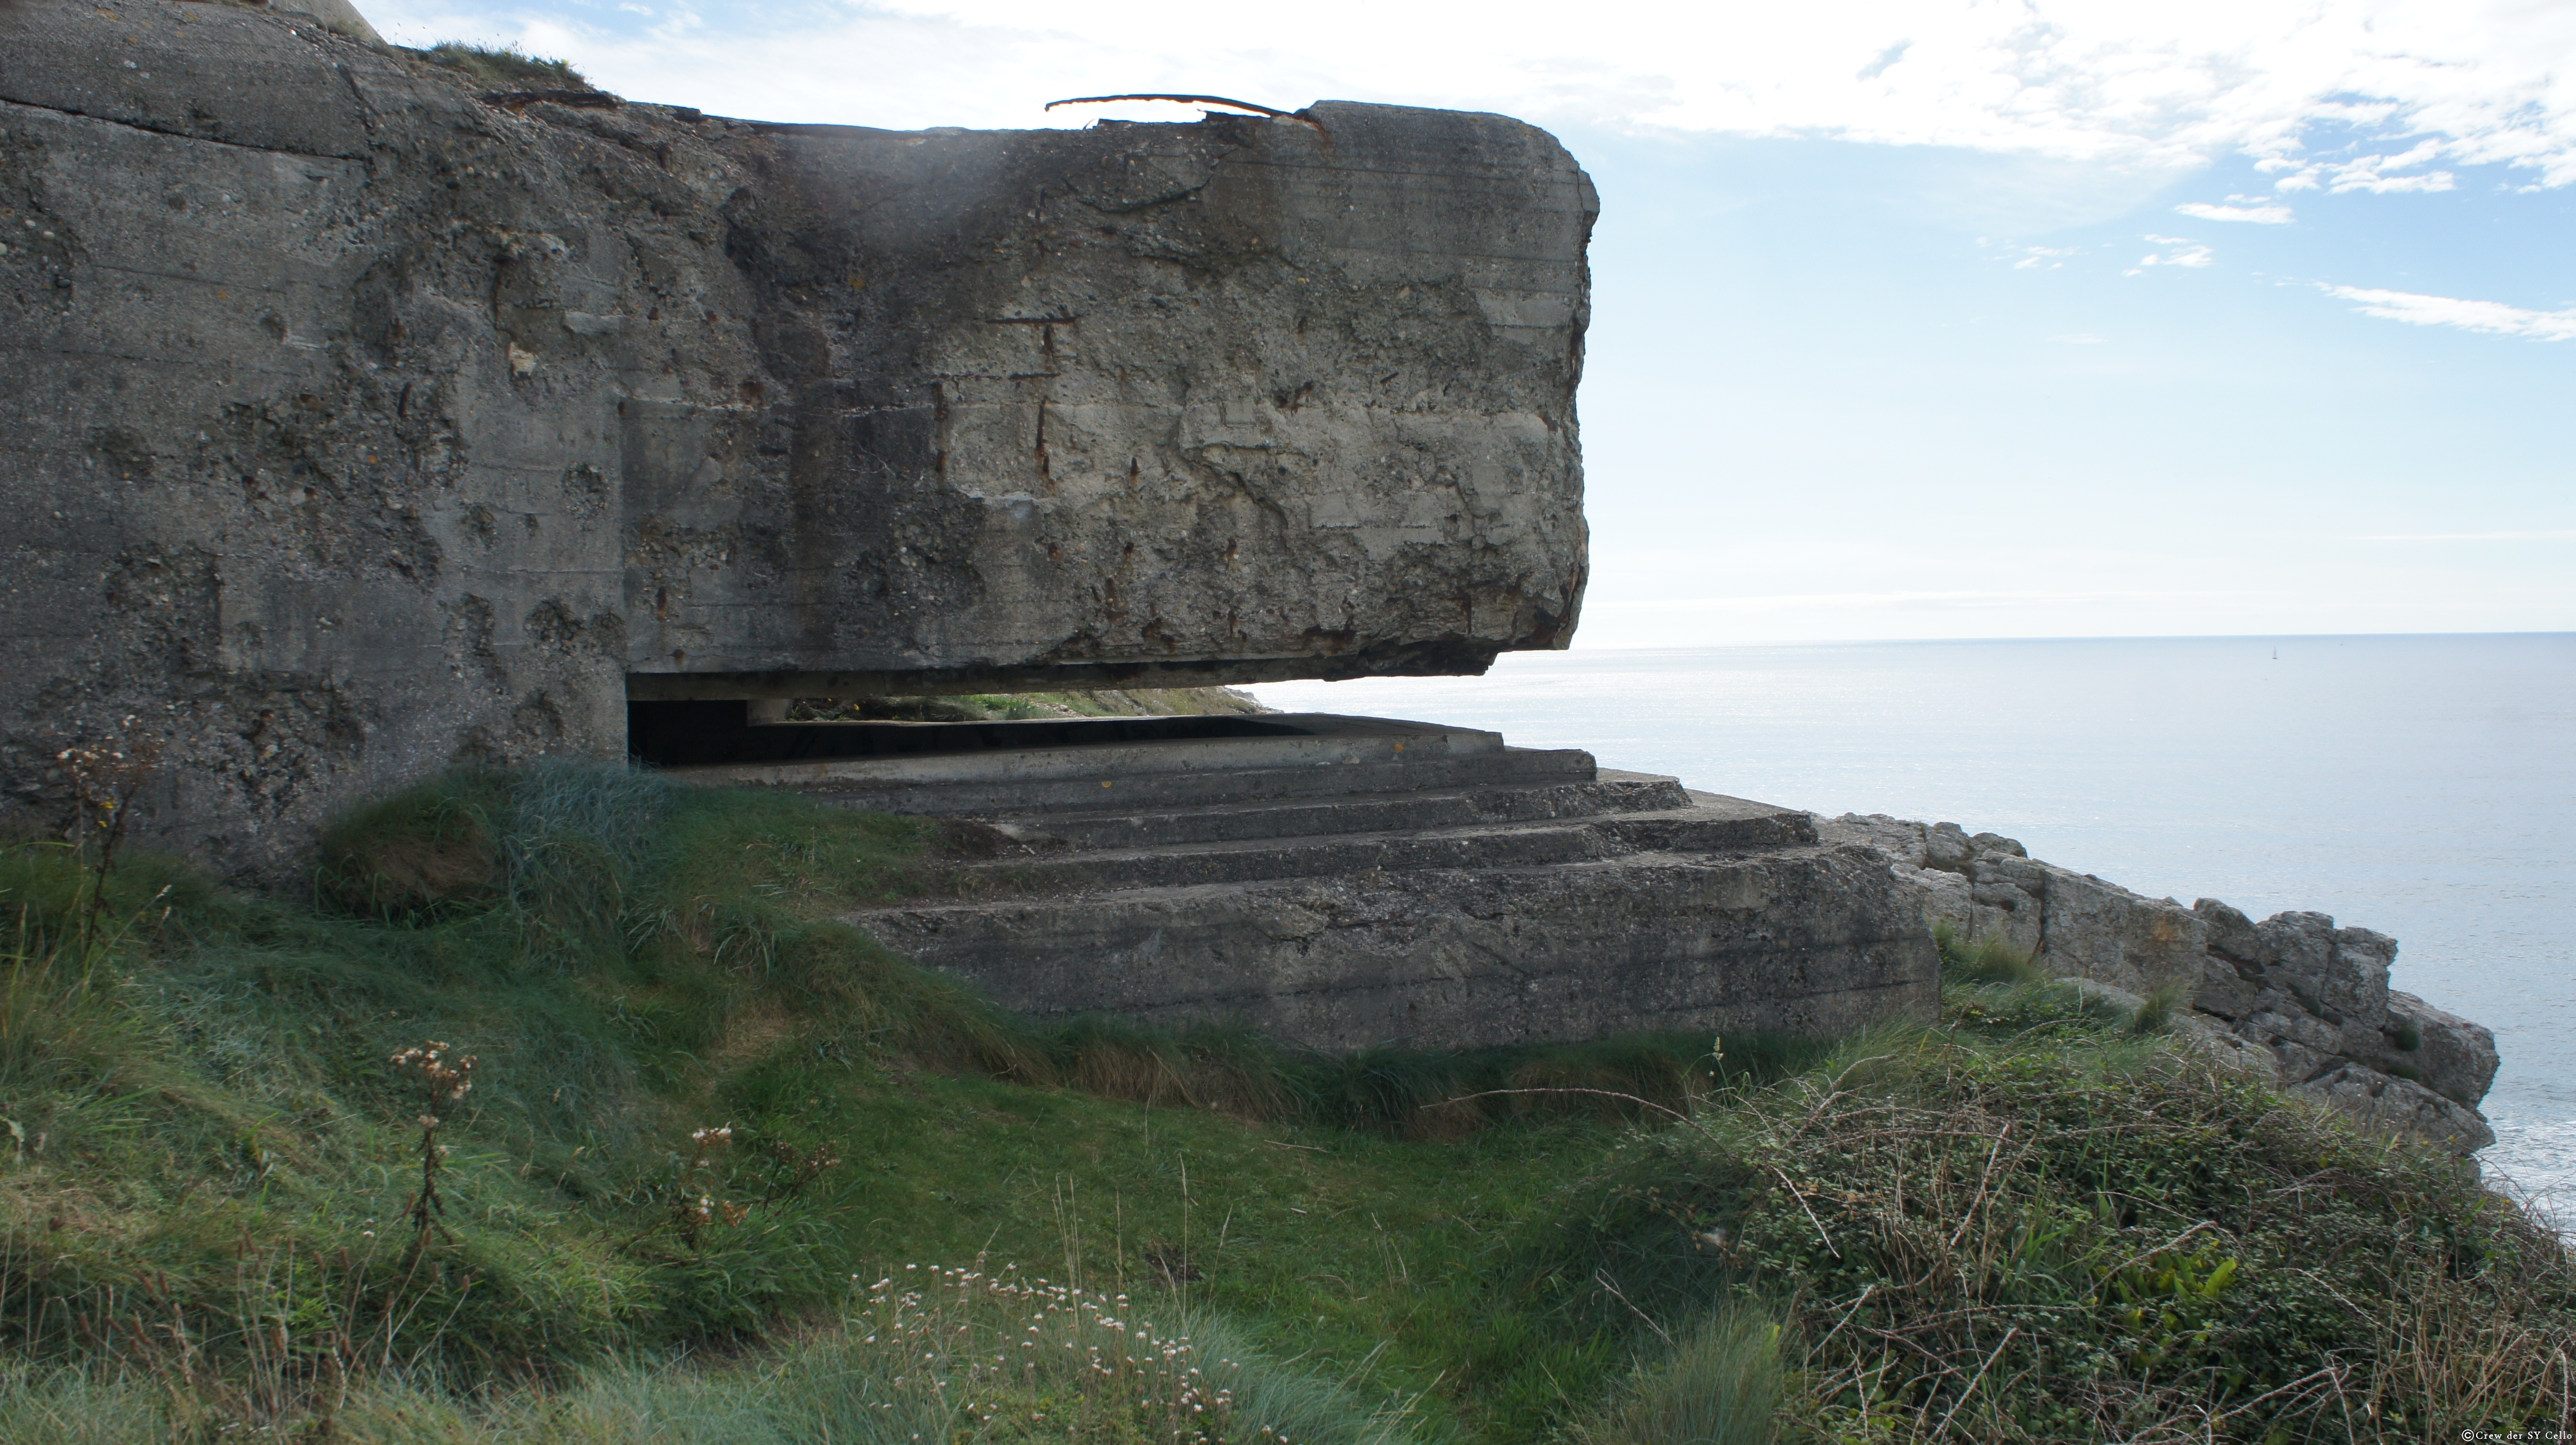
1249;634;2576;1221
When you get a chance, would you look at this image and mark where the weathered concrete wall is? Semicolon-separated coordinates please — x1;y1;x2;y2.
865;845;1938;1053
0;0;1594;872
636;102;1594;700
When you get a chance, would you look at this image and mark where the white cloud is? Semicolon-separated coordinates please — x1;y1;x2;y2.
2266;137;2462;191
2338;169;2459;193
2352;530;2576;540
2004;243;2081;269
1585;588;2269;614
362;0;2576;187
2324;286;2576;340
2136;236;2217;268
2175;201;2294;222
2326;150;2460;191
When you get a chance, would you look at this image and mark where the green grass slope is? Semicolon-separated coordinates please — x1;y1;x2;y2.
2;765;2568;1443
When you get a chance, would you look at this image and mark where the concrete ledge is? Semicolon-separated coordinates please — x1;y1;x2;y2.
955;797;1824;894
663;712;1498;787
789;750;1599;816
1004;776;1695;850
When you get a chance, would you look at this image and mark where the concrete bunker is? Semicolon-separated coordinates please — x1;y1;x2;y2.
1;1;1595;872
0;1;1943;1067
0;0;2499;1145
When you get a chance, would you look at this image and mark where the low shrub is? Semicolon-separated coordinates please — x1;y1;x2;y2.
1506;991;2575;1443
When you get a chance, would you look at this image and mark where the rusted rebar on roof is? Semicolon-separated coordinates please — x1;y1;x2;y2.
1045;94;1326;133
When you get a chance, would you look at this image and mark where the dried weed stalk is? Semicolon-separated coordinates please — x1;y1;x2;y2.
54;720;162;952
388;1041;475;1251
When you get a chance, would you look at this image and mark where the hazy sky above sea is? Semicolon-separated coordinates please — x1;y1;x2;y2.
365;0;2576;645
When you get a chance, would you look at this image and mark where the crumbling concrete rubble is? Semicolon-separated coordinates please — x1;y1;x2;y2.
1819;814;2501;1154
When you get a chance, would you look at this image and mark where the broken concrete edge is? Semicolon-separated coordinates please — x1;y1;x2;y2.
1817;812;2502;1156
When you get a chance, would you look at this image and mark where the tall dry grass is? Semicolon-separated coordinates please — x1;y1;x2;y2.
0;1261;1423;1444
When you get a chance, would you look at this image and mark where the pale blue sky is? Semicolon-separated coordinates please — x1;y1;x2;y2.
365;0;2576;642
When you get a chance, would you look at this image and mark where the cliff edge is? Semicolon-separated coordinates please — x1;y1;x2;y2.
1822;813;2502;1153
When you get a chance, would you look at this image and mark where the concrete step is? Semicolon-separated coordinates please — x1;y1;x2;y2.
709;706;1938;1053
994;772;1694;850
959;795;1821;894
780;746;1599;818
850;844;1939;1052
970;818;1613;892
1598;792;1819;854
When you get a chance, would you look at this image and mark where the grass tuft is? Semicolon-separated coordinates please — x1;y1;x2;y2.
1566;1304;1785;1445
419;43;591;91
312;770;508;922
1934;918;2044;986
2128;981;2187;1036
